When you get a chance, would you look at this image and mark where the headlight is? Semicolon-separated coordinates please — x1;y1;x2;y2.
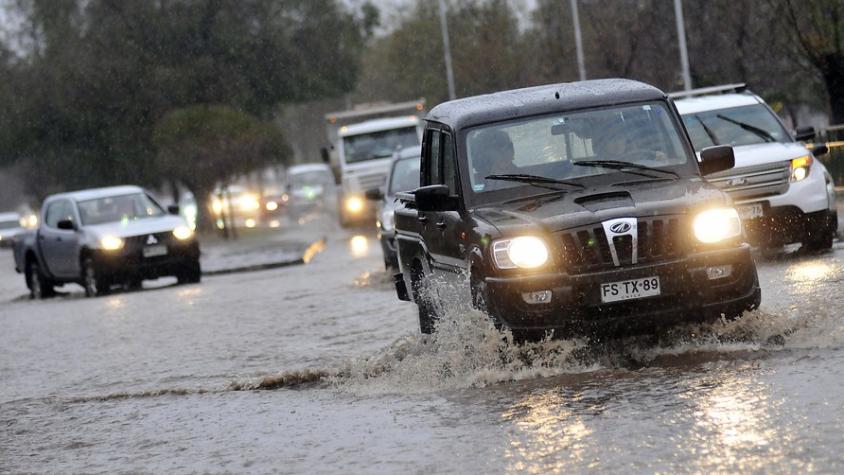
211;199;224;215
345;196;364;214
265;201;279;211
492;236;549;269
693;208;742;243
239;194;261;211
790;155;812;182
380;210;395;232
173;225;194;240
100;235;124;251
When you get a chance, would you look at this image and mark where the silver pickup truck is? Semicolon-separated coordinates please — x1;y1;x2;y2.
13;185;201;298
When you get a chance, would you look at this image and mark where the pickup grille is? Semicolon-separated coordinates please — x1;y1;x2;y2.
123;231;174;251
706;161;790;200
559;216;687;274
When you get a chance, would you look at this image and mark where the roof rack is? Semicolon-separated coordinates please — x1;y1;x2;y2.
668;83;748;99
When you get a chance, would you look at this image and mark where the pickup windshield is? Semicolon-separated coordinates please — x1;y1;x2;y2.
681;104;791;151
78;193;165;225
342;127;419;164
466;102;689;195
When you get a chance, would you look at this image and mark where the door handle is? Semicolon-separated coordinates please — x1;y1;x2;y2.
435;220;447;230
417;215;428;223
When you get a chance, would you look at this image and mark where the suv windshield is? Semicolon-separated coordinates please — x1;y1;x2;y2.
78;193;165;225
342;127;419;164
388;158;420;195
466;102;689;195
681;104;791;151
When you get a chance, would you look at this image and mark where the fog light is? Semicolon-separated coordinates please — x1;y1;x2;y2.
706;265;733;280
522;290;552;304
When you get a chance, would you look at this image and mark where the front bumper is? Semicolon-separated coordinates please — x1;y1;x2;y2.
92;240;200;281
742;207;835;246
483;244;760;336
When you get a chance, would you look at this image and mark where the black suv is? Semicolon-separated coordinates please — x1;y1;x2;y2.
392;79;761;337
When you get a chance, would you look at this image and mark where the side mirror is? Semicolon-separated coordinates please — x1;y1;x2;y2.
167;204;180;215
699;145;735;176
320;147;330;164
364;188;384;201
57;219;75;231
795;126;816;142
810;143;829;157
414;185;459;212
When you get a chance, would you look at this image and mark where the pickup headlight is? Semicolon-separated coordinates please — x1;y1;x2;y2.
380;209;395;232
492;236;549;269
693;208;742;243
173;225;194;240
100;235;124;251
790;155;813;182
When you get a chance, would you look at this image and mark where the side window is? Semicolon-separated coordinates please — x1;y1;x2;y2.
424;129;442;186
44;202;65;228
442;133;458;195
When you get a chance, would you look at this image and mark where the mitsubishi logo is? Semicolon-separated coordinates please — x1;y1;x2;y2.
602;218;638;267
146;235;158;245
609;222;632;234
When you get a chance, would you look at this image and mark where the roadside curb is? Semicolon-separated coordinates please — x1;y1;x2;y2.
202;238;326;277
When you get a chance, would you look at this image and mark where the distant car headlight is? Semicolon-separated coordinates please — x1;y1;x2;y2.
173;225;194;240
265;201;279;211
693;208;742;243
492;236;549;269
790;155;813;182
380;209;395;232
100;235;124;251
239;194;261;211
345;196;364;214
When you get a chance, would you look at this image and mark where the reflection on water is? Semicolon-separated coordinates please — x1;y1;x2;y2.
788;260;835;283
350;235;369;258
502;391;592;474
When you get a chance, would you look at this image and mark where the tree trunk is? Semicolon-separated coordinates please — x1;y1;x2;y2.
821;55;844;124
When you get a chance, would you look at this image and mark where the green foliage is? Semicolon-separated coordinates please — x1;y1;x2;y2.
1;0;369;198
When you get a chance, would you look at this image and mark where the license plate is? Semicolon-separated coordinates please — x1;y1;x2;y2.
737;203;764;220
600;276;661;303
143;245;168;258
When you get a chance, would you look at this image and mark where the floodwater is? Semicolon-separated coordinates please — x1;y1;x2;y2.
2;214;844;473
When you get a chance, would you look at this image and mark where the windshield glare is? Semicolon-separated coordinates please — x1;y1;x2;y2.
78;193;165;225
682;104;791;150
388;158;420;195
342;127;419;164
466;102;689;194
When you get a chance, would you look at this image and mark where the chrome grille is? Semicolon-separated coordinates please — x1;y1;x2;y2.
559;216;687;274
706;161;790;200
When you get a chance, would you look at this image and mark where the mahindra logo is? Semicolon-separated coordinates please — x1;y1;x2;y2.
609;222;632;234
728;177;747;187
146;235;158;245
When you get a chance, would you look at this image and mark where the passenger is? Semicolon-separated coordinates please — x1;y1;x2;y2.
472;129;519;188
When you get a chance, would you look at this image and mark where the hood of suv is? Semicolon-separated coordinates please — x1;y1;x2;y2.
730;142;809;168
473;179;726;233
86;215;188;239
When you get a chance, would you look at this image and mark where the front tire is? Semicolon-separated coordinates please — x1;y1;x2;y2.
26;261;55;300
411;264;437;334
82;258;111;297
176;260;202;284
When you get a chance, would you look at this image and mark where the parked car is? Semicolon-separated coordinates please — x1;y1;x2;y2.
392;79;761;337
0;212;25;248
672;84;837;251
13;185;201;298
365;147;421;270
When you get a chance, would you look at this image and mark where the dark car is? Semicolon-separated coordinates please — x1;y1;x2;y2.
14;186;201;298
365;147;421;270
392;79;761;337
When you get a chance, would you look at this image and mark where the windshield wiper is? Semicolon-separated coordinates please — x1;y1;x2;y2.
485;173;585;191
715;114;776;142
572;160;679;179
695;116;721;145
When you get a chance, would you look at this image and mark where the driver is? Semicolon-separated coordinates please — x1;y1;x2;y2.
473;129;518;185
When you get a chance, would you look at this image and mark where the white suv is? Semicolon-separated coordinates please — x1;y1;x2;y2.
673;85;838;251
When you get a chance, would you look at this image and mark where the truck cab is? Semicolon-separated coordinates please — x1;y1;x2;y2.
393;79;761;338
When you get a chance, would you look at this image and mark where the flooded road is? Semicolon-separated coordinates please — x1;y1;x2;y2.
2;214;844;473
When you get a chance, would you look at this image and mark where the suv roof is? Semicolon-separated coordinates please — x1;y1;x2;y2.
49;185;144;203
673;92;763;115
426;79;666;130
